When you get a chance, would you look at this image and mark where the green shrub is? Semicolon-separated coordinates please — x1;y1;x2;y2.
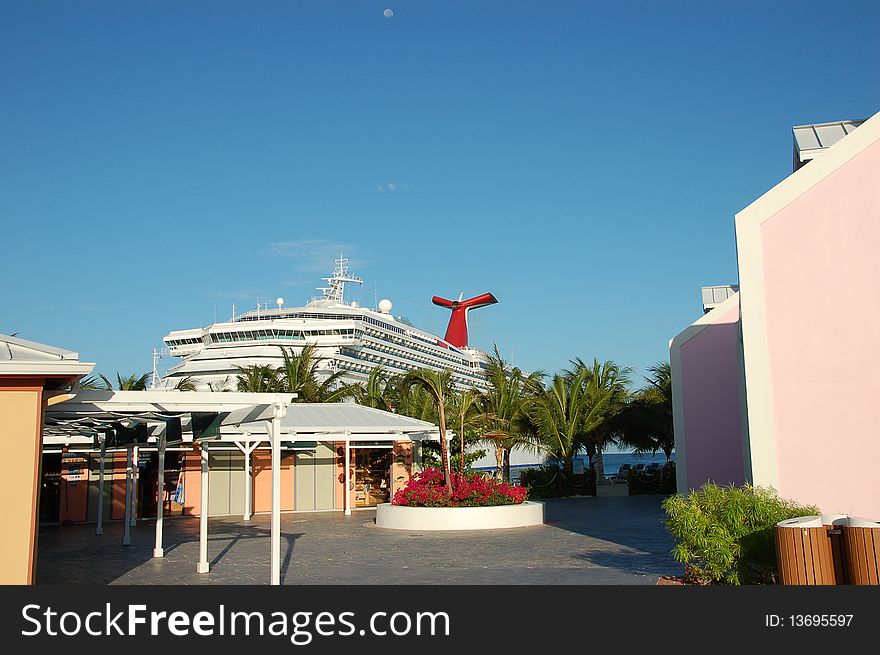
662;484;819;585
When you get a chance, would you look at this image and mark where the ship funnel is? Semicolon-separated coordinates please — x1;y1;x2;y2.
431;292;497;348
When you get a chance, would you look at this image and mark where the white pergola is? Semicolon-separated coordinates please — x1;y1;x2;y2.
43;392;441;585
44;390;294;584
273;403;444;516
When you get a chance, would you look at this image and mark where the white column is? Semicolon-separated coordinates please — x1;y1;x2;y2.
234;435;258;521
153;429;166;558
344;434;351;516
122;445;132;546
270;417;282;585
130;445;138;526
243;442;252;521
95;437;107;536
197;443;210;573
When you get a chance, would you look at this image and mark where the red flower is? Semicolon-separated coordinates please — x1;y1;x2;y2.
392;468;528;507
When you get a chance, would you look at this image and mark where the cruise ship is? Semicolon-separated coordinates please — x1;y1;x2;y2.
158;257;497;391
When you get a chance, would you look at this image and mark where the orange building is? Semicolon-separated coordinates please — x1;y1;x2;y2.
0;333;93;584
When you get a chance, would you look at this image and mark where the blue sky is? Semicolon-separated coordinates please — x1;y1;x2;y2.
2;1;878;385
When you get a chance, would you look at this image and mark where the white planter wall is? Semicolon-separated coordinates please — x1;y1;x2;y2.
375;501;544;531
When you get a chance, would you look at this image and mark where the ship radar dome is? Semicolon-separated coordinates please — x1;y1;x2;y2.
378;299;393;314
276;297;284;308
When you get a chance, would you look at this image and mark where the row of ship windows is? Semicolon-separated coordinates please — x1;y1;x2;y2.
361;333;474;371
168;326;449;365
337;349;485;382
338;349;410;373
166;337;203;346
235;312;407;337
374;331;471;363
360;328;469;367
345;343;486;381
209;329;363;344
362;315;406;335
236;312;354;322
227;312;445;353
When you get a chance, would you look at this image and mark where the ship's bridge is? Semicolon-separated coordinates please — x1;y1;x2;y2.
163;327;208;356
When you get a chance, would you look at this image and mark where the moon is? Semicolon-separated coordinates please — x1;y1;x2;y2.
383;9;393;17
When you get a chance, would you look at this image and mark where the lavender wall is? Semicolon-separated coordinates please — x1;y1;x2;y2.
676;301;747;490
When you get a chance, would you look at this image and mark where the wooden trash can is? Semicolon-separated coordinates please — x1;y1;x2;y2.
822;514;849;584
775;516;839;585
842;517;880;585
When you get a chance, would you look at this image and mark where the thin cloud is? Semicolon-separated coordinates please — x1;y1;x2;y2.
263;239;373;273
376;182;411;192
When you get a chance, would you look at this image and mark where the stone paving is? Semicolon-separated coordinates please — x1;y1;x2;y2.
36;489;681;585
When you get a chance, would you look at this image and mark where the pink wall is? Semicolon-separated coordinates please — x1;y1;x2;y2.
679;302;747;489
760;139;880;517
390;441;413;499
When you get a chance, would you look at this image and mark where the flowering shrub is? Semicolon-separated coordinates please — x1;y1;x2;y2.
392;468;528;507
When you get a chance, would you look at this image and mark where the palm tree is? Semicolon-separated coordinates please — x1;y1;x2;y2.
96;372;151;391
611;361;674;460
565;358;631;477
478;346;544;482
530;358;630;476
276;344;352;402
529;371;588;476
173;376;198;391
76;375;105;390
346;367;395;411
449;388;483;473
400;368;454;487
235;364;279;392
391;378;438;422
207;376;233;392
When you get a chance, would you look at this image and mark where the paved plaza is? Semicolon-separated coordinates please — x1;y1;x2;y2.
36;490;681;585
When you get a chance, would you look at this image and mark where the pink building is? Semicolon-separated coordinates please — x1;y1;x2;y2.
671;111;880;519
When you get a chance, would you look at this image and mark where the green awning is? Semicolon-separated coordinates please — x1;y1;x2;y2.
157;416;183;442
282;440;318;450
191;412;227;440
114;422;148;444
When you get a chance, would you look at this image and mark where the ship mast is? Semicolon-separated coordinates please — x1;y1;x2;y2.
315;254;363;305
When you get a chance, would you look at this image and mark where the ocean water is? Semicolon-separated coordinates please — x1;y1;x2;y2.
504;451;674;482
589;452;675;477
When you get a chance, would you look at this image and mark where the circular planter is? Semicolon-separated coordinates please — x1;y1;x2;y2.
375;501;544;531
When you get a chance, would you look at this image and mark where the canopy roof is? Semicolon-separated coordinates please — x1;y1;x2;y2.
0;332;94;385
43;390;295;448
280;403;438;435
42;391;439;449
